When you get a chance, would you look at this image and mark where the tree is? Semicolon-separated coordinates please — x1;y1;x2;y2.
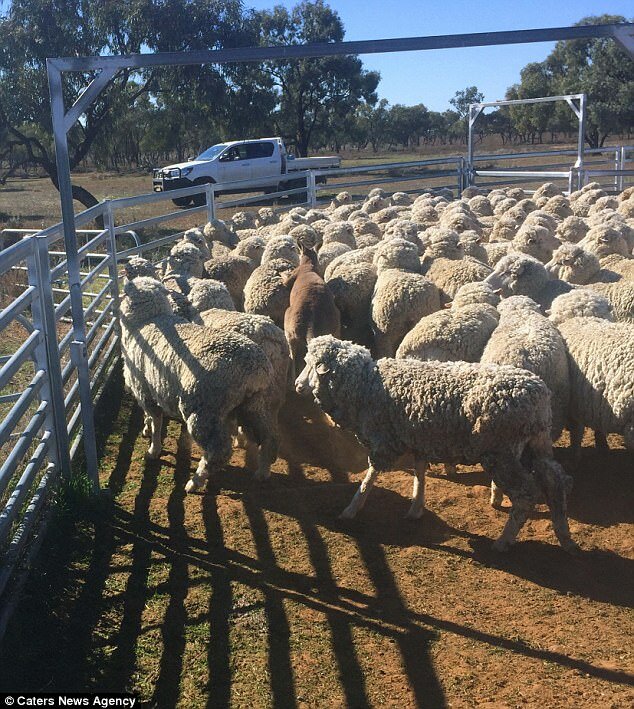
511;15;634;148
357;98;390;153
449;86;484;143
0;0;250;208
252;1;380;156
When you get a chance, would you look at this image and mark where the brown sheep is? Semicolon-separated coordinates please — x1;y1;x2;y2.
282;246;341;377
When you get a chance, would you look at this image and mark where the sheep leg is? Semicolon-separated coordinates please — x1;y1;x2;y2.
184;414;232;493
142;415;152;438
487;455;538;551
405;458;428;519
489;481;504;508
145;408;163;459
238;402;279;481
339;463;379;519
532;458;578;553
569;420;584;462
444;463;457;476
232;425;249;449
594;431;608;450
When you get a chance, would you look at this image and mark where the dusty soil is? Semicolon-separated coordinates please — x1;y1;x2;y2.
1;373;633;708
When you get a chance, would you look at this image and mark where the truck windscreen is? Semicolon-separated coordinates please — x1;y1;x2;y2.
196;144;227;160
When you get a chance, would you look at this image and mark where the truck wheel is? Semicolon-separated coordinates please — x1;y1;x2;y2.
172;196;193;207
192;178;213;207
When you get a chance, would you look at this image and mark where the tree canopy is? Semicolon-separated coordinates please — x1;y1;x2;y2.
0;3;632;205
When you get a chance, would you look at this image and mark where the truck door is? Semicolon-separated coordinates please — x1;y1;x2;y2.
218;143;251;184
246;141;278;180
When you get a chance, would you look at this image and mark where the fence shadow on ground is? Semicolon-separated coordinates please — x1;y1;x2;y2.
1;385;633;703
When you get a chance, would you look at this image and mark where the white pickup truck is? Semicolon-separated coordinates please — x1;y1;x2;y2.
152;137;341;206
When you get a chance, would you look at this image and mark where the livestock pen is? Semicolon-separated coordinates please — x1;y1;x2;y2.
0;22;633;707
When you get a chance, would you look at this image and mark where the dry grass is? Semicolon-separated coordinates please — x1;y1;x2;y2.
1;372;632;707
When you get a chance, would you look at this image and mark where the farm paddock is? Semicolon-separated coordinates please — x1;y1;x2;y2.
0;368;632;708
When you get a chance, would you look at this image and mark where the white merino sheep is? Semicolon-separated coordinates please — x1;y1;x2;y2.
187;278;236;313
243;258;296;328
295;335;576;552
234;235;266;266
203;218;239;250
513;224;561;263
261;236;300;267
484;253;574;311
557;216;589;244
551;297;634;454
396;282;500;363
322;221;356;249
317;242;353;274
548;289;614;326
371;247;441;356
183;228;211;259
481;296;570;443
204;255;255;310
192;307;290;410
120;277;279;491
325;260;377;347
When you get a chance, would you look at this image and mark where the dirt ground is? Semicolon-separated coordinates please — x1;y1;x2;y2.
1;371;633;708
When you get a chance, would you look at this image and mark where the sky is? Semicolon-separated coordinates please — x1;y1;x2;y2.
247;0;633;111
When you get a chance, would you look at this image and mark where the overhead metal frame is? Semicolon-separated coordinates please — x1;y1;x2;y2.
467;93;587;187
45;22;634;483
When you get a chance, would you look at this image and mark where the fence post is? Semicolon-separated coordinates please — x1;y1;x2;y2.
104;201;121;327
30;236;72;478
617;146;625;193
307;171;317;207
457;158;464;196
205;183;216;222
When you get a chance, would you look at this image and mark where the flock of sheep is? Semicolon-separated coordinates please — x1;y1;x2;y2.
119;179;634;553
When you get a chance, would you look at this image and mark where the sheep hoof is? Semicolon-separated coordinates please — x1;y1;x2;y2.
254;469;271;482
145;447;161;460
185;473;206;493
405;506;425;520
560;538;581;555
492;538;510;552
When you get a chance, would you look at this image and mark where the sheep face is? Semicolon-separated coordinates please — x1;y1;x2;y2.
295;336;374;417
545;244;599;284
123;256;156;281
484;254;546;298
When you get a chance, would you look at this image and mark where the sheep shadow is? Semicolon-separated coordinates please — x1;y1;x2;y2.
3;383;633;704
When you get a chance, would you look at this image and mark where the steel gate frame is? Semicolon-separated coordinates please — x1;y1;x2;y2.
45;22;634;484
467;94;587;191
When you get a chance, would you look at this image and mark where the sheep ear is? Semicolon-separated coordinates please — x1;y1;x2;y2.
316;362;330;375
444;301;453;309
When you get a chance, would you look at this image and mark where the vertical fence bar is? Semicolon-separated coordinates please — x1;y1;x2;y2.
618;146;626;192
33;235;72;477
47;61;100;491
205;183;216;222
577;94;586;190
104;201;121;324
457;158;464;196
307;171;317;207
